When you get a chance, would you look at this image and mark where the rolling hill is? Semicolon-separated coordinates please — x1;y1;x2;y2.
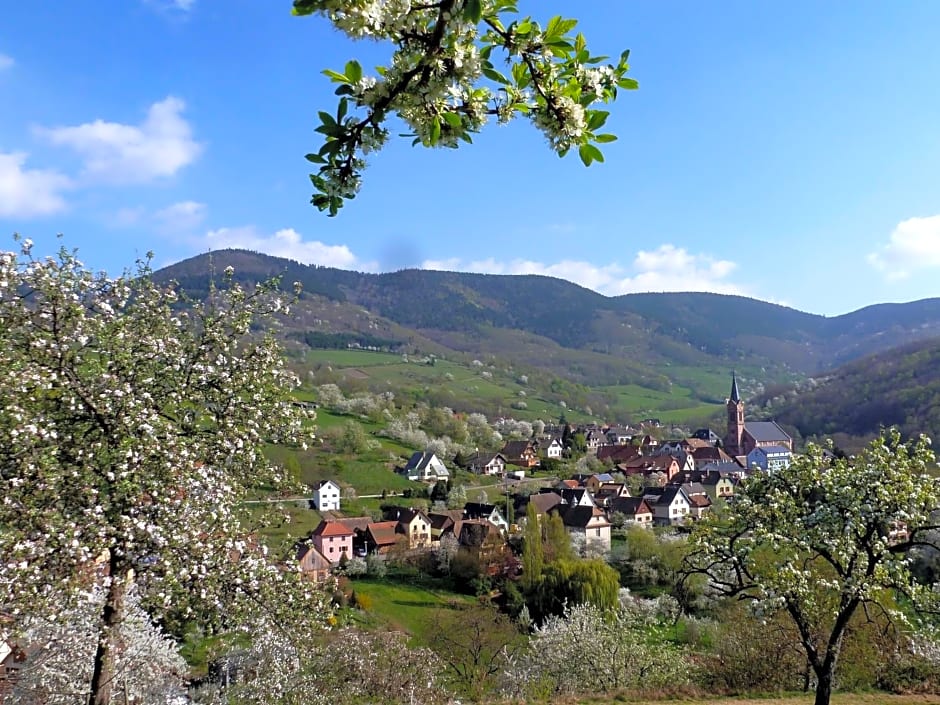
156;249;940;426
751;337;940;445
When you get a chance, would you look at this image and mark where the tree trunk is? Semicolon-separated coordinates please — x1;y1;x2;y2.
814;667;833;705
88;557;129;705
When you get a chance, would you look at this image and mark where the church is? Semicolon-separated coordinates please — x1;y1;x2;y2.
723;373;793;457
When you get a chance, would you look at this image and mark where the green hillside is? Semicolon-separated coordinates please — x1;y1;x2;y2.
753;337;940;446
156;249;940;426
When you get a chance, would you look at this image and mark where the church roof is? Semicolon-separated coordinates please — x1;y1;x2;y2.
729;372;741;403
745;421;791;443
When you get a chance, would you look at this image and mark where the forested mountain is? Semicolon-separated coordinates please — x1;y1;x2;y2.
752;338;940;445
157;249;940;395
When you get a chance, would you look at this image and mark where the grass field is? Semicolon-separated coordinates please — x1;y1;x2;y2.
346;576;475;643
304;348;728;424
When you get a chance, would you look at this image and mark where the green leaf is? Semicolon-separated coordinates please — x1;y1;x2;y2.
515;20;532;35
586;110;609;130
318;111;337;126
482;67;509;84
578;143;604;166
322;69;350;84
464;0;483;23
336;98;348;122
305;153;327;164
345;60;362;84
442;112;462;128
574;32;586;54
594;133;618;143
429;117;441;145
618;77;639;90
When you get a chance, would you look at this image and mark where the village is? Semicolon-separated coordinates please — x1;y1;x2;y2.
295;373;796;582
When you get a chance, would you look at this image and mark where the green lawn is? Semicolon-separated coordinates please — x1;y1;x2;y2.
346;576;475;644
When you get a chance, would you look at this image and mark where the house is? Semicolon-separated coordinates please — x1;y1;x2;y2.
691;445;737;470
526;491;565;518
311;520;354;565
500;440;539;468
593;482;631;507
428;510;463;540
311;479;341;512
597;444;641;464
747;444;792;472
457;520;509;574
557;487;597;508
652;446;695;474
364;521;403;554
464;451;507;476
584;428;607;452
562;506;612;553
329;515;373;555
399;451;450;482
699;471;737;501
620;455;681;483
296;542;333;583
724;372;794;455
642;486;692;526
463;502;510;533
607;497;654;527
691;428;721;444
687;493;712;520
393;508;432;549
606;426;633;445
583;473;615;493
542;437;565;459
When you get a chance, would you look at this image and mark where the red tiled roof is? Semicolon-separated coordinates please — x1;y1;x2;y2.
312;520;354;538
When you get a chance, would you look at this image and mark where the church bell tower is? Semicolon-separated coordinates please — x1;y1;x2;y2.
724;372;744;455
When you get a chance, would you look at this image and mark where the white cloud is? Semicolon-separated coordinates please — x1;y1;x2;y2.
422;244;744;297
155;200;206;232
0;152;72;218
36;96;202;184
868;215;940;280
0;54;13;71
201;226;363;269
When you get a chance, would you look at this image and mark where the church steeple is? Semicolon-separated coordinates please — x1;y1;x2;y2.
725;371;745;455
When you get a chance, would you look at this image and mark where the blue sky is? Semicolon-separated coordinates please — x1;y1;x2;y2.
2;1;940;316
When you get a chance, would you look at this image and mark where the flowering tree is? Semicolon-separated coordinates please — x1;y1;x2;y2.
199;624;448;705
5;588;187;704
294;0;636;214
508;599;689;698
684;430;940;705
0;239;318;705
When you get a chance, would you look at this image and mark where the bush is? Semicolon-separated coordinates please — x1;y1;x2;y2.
352;592;373;612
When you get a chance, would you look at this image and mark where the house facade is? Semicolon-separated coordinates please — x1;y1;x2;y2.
747;444;793;472
562;506;612;553
608;496;654;527
400;451;450;482
465;452;507;476
312;479;341;512
643;486;692;526
311;520;354;565
501;440;540;468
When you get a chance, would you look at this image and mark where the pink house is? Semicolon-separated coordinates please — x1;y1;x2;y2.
312;520;354;565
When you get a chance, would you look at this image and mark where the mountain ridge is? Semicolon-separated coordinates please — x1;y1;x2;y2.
156;249;940;394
